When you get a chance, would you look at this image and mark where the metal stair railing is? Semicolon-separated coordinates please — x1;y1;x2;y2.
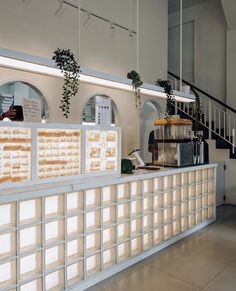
168;71;236;153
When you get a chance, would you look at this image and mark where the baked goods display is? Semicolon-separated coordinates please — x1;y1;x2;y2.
0;127;32;184
37;129;81;179
86;130;118;173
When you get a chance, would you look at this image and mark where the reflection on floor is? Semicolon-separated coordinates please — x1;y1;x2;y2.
86;205;236;291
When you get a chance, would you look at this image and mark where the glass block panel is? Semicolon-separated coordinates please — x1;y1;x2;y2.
67;261;84;287
172;190;181;204
202;196;208;208
19;225;41;252
208;193;214;205
196;170;202;182
181;217;188;232
163;191;172;206
164;224;173;240
153;194;163;209
19;199;41;224
20;252;41;281
153;210;163;227
173;219;181;236
189;213;196;228
67;191;83;213
102;227;116;248
143;197;153;213
117;242;129;263
202;208;208;221
189;186;196;199
163;176;172;190
208;181;215;193
208;168;214;179
85;232;100;255
188;199;196;213
173;174;181;187
202;183;208;195
86;254;101;277
208;206;214;218
131;236;142;256
130;181;142;197
181;187;188;201
0;260;16;288
45;220;64;245
163;207;172;224
45;269;64;291
142;214;153;231
143;232;153;250
0;203;15;229
117;203;130;221
117;222;130;242
196;197;202;210
116;183;130;201
189;171;196;184
85;188;101;209
45;245;64;270
196;184;202;196
172;205;181;220
153;177;163;192
102;186;116;205
153;228;163;245
130;218;142;236
181;173;189;185
196;210;202;224
45;195;64;218
85;210;101;231
142;179;153;195
67;215;83;238
102;247;116;269
67;238;84;262
102;206;115;226
202;169;208;181
20;279;42;291
0;231;15;260
181;201;188;216
130;200;142;217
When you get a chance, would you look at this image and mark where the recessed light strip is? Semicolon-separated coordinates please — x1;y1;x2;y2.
0;48;195;102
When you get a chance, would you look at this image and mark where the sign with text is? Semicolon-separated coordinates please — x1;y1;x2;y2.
23;98;41;122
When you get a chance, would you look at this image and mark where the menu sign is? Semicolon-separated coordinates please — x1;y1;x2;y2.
23;98;41;122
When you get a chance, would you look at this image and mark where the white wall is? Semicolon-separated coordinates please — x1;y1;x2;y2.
0;0;168;156
169;0;227;102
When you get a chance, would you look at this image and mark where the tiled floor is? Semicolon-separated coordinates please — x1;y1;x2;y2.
86;205;236;291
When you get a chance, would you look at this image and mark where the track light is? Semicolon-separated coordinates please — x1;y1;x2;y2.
128;29;133;37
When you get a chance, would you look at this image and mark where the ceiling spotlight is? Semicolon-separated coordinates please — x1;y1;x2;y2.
109;21;115;30
128;29;133;37
55;0;65;17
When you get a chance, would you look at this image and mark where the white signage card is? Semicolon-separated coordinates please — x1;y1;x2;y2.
95;96;112;127
23;98;41;122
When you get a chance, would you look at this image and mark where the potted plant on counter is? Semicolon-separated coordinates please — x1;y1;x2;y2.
127;70;143;109
52;49;81;118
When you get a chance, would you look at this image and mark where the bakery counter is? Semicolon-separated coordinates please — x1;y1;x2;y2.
0;164;216;291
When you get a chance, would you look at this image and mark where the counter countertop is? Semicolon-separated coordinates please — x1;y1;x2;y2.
0;164;217;202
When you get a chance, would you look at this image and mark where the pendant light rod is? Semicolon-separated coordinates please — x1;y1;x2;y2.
63;0;137;35
0;47;195;103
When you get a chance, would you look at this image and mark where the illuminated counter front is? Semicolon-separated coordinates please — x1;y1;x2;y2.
0;164;216;290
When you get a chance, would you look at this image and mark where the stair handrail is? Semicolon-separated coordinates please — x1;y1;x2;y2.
168;71;236;114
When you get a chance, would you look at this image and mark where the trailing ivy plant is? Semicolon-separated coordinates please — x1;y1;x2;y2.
52;49;80;118
190;87;202;138
156;79;175;117
127;70;143;109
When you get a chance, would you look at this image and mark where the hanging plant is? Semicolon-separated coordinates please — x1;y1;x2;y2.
52;48;80;118
156;79;175;117
191;87;202;138
127;70;143;109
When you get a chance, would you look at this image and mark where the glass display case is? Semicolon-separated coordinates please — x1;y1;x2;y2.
37;128;81;181
85;128;120;176
0;123;120;189
0;126;31;186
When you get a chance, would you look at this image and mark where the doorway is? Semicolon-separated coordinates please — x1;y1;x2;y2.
139;101;161;164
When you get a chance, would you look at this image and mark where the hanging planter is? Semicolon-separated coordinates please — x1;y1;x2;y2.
156;79;175;117
127;70;143;109
52;48;80;118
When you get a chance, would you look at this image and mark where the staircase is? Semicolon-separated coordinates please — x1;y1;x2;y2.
168;71;236;160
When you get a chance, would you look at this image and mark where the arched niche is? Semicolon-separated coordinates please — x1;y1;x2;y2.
0;80;49;120
139;100;162;163
82;94;120;126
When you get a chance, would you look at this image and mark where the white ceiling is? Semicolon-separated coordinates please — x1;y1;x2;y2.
168;0;208;14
